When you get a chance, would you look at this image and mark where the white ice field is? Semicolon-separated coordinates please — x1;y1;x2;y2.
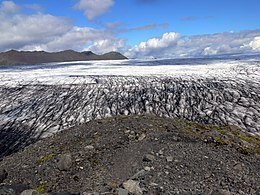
0;56;259;153
0;57;259;86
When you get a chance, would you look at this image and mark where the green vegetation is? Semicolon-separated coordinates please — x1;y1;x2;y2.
172;118;260;155
214;137;233;145
36;153;56;165
237;146;252;155
35;184;48;194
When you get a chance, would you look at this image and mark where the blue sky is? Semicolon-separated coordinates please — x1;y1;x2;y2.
1;0;260;58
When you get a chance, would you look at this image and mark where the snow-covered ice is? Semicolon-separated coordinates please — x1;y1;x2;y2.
0;57;259;86
0;56;260;157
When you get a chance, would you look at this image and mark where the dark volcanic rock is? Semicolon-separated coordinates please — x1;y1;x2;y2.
0;184;30;195
143;154;155;162
57;153;72;171
0;115;260;194
0;169;8;183
0;50;127;65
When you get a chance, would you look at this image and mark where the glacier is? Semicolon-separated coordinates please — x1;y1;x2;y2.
0;56;260;157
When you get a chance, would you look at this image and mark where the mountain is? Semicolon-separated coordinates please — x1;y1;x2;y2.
0;50;127;65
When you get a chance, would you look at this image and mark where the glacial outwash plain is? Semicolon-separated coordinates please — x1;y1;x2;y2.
0;52;260;194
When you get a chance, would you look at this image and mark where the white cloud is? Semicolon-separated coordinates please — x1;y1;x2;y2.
249;36;260;51
21;27;114;52
0;1;120;52
127;30;260;58
126;32;180;58
0;0;20;14
138;32;180;49
75;0;114;20
86;39;125;54
0;13;72;51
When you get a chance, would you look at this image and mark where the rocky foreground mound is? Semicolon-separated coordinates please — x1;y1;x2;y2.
0;50;127;65
0;115;260;195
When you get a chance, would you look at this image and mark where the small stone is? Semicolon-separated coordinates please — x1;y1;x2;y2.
150;183;158;187
172;136;179;141
85;145;94;150
166;156;173;162
123;180;143;195
117;188;128;195
144;166;151;171
130;170;147;179
0;184;30;195
130;131;135;135
57;153;72;171
138;133;146;141
249;189;257;194
143;154;155;162
0;186;16;195
73;175;79;182
158;150;163;155
125;130;131;134
20;189;39;195
233;163;244;172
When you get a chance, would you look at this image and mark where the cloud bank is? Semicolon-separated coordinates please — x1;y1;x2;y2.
126;30;260;58
0;1;122;53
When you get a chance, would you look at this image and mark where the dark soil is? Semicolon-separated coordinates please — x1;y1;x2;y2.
0;115;260;194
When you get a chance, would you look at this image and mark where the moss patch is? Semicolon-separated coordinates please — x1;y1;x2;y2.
35;184;48;194
170;118;260;155
36;153;56;165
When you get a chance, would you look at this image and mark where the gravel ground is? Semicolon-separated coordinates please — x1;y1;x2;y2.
0;115;260;194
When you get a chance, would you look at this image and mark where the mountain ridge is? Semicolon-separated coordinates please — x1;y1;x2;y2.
0;50;128;65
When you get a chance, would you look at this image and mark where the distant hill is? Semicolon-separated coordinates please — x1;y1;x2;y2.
0;50;127;65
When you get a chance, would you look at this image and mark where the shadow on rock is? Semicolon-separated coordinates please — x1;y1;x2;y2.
0;123;40;159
